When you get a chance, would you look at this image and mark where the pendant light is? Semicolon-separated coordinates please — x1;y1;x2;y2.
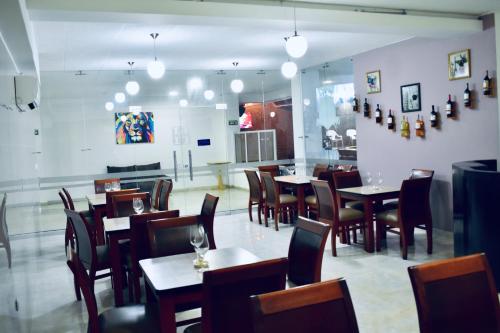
204;90;215;100
105;102;114;111
281;59;298;79
285;5;308;58
125;61;140;95
147;33;165;80
230;62;244;94
216;70;228;109
115;92;126;104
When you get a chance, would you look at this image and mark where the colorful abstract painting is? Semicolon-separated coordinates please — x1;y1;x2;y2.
115;112;154;144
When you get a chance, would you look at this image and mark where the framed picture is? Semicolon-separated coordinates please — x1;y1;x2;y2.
448;49;471;80
115;112;155;144
366;70;381;94
400;83;421;112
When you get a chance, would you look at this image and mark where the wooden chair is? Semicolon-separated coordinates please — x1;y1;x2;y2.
151;179;164;210
199;193;219;250
105;188;139;218
408;253;500;333
258;165;280;178
312;179;364;256
158;179;173;211
384;169;434;210
147;215;199;258
75;246;159;333
250;279;359;333
94;178;121;194
184;258;289;333
0;194;11;269
288;217;330;286
332;171;364;211
312;163;330;177
305;170;337;218
111;192;151;218
129;209;180;303
375;177;433;259
244;170;264;224
62;187;96;237
261;172;297;231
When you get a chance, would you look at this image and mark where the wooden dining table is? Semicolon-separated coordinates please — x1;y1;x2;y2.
140;247;262;333
86;193;107;245
274;175;317;216
336;185;400;253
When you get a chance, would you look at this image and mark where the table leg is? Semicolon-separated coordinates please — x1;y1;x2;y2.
296;185;305;217
108;234;124;307
93;206;106;245
363;200;375;253
158;295;177;333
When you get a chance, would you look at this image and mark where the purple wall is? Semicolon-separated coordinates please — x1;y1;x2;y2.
353;25;498;231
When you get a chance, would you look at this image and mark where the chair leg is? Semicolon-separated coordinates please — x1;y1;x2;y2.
375;222;382;252
257;203;262;225
5;241;12;269
264;205;269;228
332;225;338;257
248;200;253;222
400;227;409;260
128;271;134;302
426;226;433;254
67;260;81;301
133;272;141;303
352;226;357;243
274;208;280;231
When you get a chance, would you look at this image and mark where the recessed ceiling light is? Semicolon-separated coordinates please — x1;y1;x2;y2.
125;81;140;96
115;92;126;104
188;77;203;91
105;102;114;111
204;90;215;100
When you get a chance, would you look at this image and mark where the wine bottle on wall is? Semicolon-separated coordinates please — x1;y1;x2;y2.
352;97;359;112
464;83;471;107
483;71;491;96
416;115;425;137
430;105;438;128
387;109;395;130
363;98;370;117
375;104;382;123
401;116;410;138
446;94;454;118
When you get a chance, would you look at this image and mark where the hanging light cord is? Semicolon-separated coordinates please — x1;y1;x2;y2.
293;5;298;35
150;33;159;61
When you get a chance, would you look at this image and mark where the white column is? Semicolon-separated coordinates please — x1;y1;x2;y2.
291;73;306;175
496;12;500;164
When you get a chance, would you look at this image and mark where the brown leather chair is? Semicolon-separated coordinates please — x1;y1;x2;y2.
184;258;288;333
375;177;432;259
199;193;219;250
94;178;121;194
147;215;199;258
129;210;180;303
305;170;337;218
105;188;139;218
312;163;330;177
408;253;500;333
0;194;11;269
250;279;359;333
312;179;364;256
151;179;164;210
288;217;330;286
258;165;280;178
158;179;173;211
74;243;158;333
244;170;265;224
261;172;297;231
332;171;364;211
112;192;151;218
384;169;434;210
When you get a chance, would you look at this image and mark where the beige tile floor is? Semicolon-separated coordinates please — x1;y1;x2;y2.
0;206;453;333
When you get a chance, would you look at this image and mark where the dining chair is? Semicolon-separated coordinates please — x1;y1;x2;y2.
257;165;280;178
383;169;434;210
332;171;364;211
105;188;139;218
94;178;121;194
147;215;200;258
0;194;11;269
408;253;500;333
111;192;151;218
184;257;289;333
129;209;180;303
199;193;219;250
288;217;330;286
375;177;433;259
158;179;173;211
151;179;164;210
75;245;159;333
250;279;359;333
62;187;96;233
311;179;364;256
305;170;336;218
312;163;330;177
261;172;297;231
244;169;265;224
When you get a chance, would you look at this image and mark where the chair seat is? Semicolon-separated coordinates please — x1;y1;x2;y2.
98;304;159;333
305;195;316;206
345;200;364;211
376;209;399;224
382;200;399;210
95;245;110;270
184;322;201;333
279;194;297;204
339;208;364;221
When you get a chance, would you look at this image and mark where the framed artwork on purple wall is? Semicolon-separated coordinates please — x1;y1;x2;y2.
366;70;381;94
400;83;421;113
448;49;471;80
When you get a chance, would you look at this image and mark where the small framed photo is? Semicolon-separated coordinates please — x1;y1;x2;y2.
366;70;381;94
400;83;421;113
448;49;471;80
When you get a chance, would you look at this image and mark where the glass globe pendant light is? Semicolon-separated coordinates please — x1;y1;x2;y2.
230;62;244;94
281;59;297;79
147;33;165;80
285;6;308;58
125;61;140;95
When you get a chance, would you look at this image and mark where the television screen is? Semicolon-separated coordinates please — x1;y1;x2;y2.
239;111;253;129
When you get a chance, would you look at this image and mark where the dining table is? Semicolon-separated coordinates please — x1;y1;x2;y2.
86;193;107;245
336;185;400;253
139;247;262;333
274;175;317;217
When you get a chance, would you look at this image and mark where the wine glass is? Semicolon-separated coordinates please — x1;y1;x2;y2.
132;197;144;214
112;181;120;191
366;172;372;186
104;182;112;192
190;224;204;266
196;233;209;270
374;171;383;190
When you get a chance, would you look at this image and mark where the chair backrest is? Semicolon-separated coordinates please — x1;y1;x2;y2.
408;253;500;333
333;170;362;189
250;279;359;333
151;179;164;210
158;179;173;211
258;165;280;178
59;190;69;210
105;188;139;217
0;194;8;243
201;258;288;333
147;215;199;258
311;179;337;222
346;129;356;139
288;217;330;286
317;170;336;186
261;172;279;207
245;170;263;202
410;169;435;180
312;163;329;177
62;188;75;210
111;192;151;218
94;178;121;194
200;193;219;250
399;177;432;229
64;209;96;273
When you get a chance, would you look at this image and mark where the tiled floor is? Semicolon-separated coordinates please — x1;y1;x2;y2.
0;209;453;333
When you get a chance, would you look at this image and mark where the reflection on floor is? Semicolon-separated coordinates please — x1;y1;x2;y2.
7;187;249;235
0;211;453;333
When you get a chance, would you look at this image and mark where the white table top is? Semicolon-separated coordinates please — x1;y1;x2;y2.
274;175;317;185
336;185;400;196
103;216;130;233
86;193;106;206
